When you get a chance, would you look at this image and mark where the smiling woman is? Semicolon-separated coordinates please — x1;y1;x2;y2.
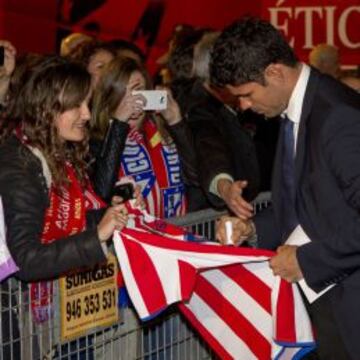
55;97;91;142
0;55;128;282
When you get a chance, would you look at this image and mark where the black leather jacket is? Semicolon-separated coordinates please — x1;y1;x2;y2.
89;119;130;203
0;136;106;282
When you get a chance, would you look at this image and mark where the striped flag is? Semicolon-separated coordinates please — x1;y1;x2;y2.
113;210;315;359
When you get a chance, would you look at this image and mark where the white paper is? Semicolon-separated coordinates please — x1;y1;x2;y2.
285;225;334;303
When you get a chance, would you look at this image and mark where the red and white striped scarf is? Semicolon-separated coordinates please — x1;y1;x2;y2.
114;207;316;360
118;118;186;219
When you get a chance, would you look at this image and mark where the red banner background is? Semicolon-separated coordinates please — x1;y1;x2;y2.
0;0;358;68
262;0;360;67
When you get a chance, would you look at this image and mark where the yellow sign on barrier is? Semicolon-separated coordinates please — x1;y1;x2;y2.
60;253;119;341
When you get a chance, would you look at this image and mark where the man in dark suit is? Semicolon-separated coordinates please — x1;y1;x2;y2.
212;18;360;359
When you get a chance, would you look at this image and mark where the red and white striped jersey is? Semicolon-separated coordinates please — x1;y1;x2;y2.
114;209;315;359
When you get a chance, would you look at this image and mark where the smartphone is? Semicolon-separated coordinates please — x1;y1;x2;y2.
112;183;134;201
0;46;4;67
132;90;167;111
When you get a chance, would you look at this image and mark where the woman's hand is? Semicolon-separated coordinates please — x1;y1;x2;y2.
113;92;145;122
97;204;128;242
157;86;182;126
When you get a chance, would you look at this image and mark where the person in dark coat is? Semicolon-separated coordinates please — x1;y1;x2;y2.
214;17;360;359
0;55;128;282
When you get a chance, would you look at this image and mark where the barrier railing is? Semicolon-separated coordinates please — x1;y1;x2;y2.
0;192;271;360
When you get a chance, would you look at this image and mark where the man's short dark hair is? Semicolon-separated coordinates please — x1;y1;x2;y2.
210;17;298;87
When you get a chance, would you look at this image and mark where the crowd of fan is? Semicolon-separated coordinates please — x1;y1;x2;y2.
0;16;360;360
0;24;359;281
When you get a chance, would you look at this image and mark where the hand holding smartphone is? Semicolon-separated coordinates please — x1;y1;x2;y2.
113;183;134;201
132;90;167;111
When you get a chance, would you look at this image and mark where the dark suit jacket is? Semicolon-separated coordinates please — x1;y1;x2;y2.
254;68;360;356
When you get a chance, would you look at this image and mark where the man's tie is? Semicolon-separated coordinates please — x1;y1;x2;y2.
281;115;298;241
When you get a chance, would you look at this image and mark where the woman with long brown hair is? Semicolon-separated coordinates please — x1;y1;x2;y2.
0;55;128;281
90;56;190;219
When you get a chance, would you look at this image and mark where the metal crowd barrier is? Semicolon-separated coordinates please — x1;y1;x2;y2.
0;192;271;360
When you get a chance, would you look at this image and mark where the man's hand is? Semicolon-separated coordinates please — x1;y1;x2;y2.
216;216;255;246
269;245;303;282
217;179;253;219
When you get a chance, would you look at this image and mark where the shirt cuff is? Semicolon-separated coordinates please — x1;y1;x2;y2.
209;173;234;197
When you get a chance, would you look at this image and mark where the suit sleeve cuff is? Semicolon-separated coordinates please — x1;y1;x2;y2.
209;174;234;197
